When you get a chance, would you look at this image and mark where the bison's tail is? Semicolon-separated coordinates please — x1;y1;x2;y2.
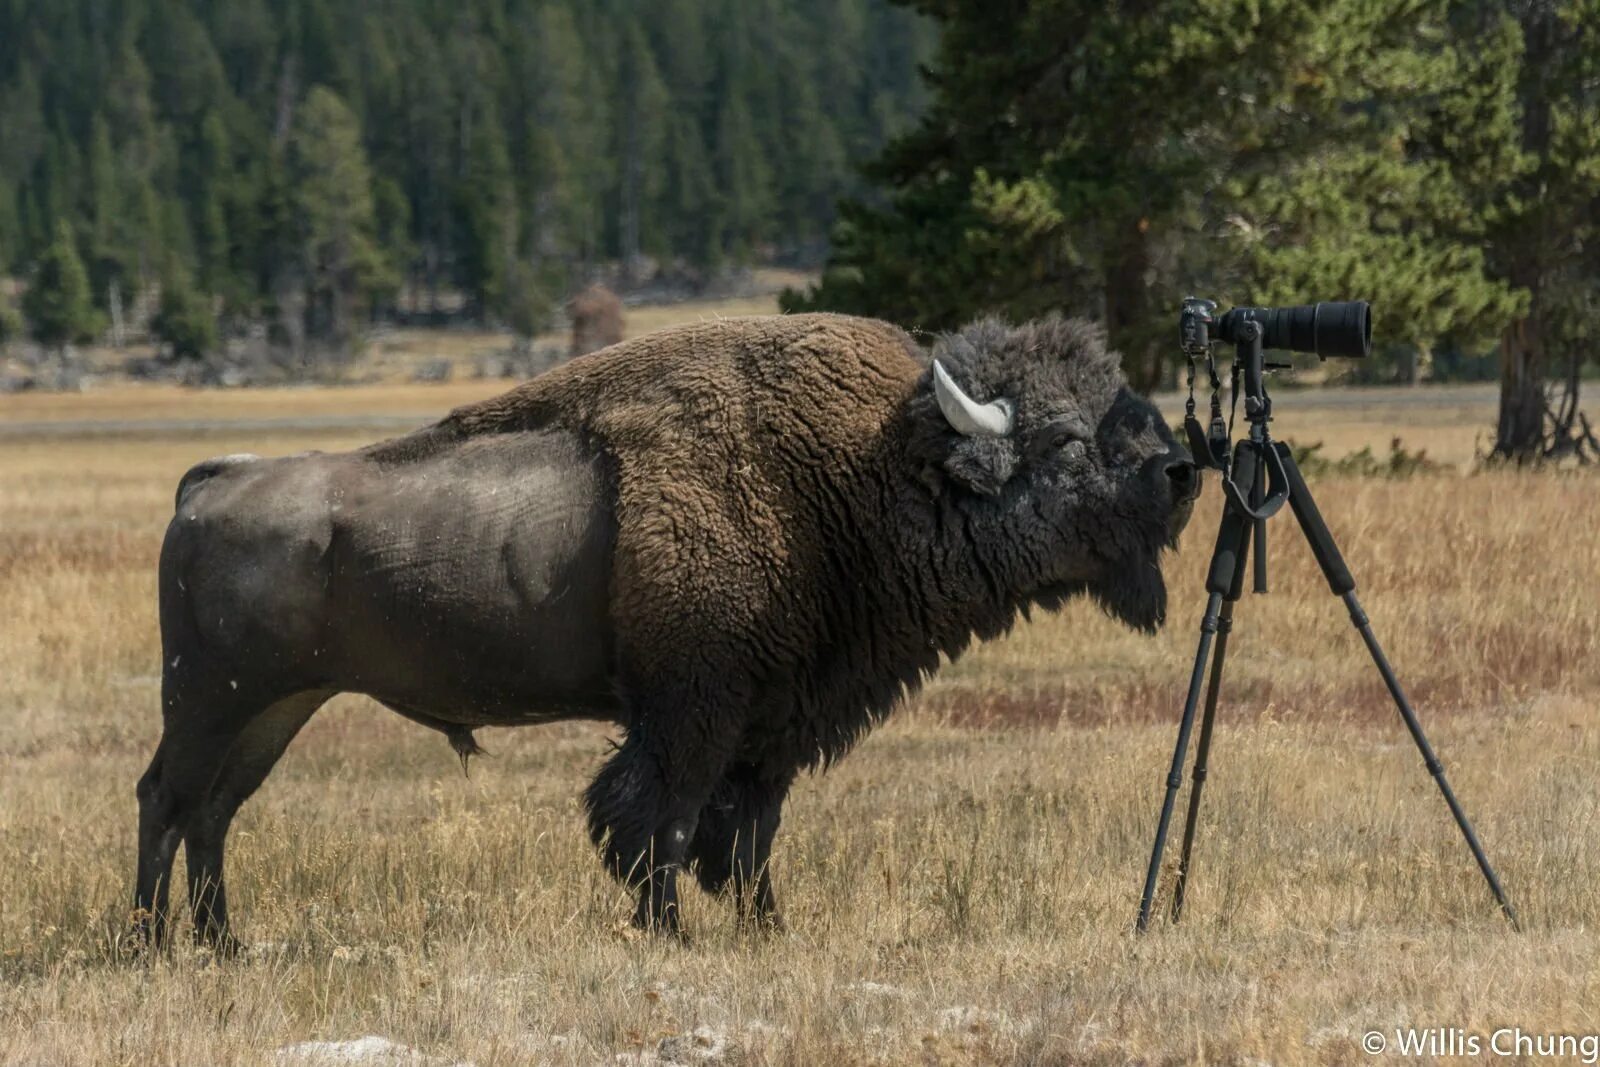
174;454;260;511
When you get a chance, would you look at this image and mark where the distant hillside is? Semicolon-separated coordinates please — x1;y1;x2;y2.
0;0;932;343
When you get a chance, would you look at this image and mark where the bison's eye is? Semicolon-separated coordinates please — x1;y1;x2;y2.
1033;419;1090;459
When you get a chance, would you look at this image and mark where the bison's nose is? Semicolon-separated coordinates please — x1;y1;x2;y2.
1166;456;1200;501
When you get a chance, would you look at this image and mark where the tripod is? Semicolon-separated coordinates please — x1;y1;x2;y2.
1134;318;1519;932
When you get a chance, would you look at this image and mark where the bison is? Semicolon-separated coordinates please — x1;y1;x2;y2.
134;313;1198;949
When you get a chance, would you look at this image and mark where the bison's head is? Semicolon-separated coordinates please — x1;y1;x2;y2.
911;316;1199;632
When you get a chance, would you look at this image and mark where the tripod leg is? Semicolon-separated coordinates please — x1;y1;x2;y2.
1137;444;1258;933
1251;443;1268;595
1343;592;1519;928
1169;601;1232;923
1275;444;1520;929
1170;453;1258;924
1136;590;1223;933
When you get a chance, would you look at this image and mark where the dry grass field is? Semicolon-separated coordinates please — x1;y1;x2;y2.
2;361;1599;1064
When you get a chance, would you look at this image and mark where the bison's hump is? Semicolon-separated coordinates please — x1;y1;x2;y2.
438;313;924;441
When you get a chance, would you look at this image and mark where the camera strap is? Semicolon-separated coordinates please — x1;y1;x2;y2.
1183;356;1204;452
1207;356;1229;467
1183;345;1230;471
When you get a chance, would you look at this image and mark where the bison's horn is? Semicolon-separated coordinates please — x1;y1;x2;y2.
932;360;1014;437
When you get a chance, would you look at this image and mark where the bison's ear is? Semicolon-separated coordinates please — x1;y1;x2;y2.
941;436;1018;496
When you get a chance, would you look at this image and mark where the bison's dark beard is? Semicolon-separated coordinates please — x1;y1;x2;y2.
1076;491;1186;632
1031;545;1170;634
1015;483;1191;634
1094;483;1195;631
1088;552;1169;633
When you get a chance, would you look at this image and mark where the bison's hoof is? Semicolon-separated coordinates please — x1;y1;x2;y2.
196;930;247;960
741;911;786;937
122;910;167;960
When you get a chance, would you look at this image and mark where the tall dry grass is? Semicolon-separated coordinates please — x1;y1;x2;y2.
1;390;1598;1065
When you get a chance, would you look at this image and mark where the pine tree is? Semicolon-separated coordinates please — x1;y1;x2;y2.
500;258;556;352
713;94;773;262
371;174;415;313
390;14;454;309
0;66;46;264
142;3;227;127
0;282;21;346
1230;11;1525;377
458;100;519;317
0;172;9;238
204;0;279;101
288;86;392;344
791;0;1522;392
520;3;609;271
0;178;18;273
103;35;165;290
193;109;237;300
659;112;720;271
643;0;719;269
1429;0;1600;459
85;116;120;282
22;220;103;354
151;264;218;362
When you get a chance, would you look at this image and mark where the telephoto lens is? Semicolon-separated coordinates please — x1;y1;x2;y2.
1216;301;1371;359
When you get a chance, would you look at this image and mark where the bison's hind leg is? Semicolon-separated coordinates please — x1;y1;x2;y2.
135;678;253;952
688;762;795;931
133;744;184;950
182;689;332;952
133;670;318;953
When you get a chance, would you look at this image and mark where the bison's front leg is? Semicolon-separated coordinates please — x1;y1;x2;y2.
584;726;730;936
690;762;794;931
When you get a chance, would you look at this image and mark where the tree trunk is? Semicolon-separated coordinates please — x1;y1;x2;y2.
1104;228;1159;393
1394;342;1433;386
1495;314;1545;460
109;280;125;348
619;94;642;285
273;54;298;146
1494;4;1556;462
1396;345;1417;385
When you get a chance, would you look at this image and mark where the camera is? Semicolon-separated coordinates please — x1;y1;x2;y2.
1180;298;1371;360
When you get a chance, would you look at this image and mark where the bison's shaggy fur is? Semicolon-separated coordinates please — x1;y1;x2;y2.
137;313;1194;944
